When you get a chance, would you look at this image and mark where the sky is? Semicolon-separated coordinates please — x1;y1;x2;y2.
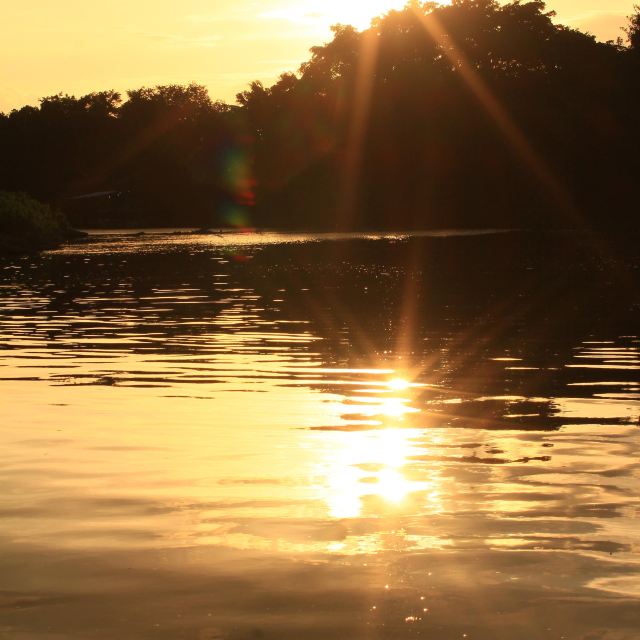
0;0;636;112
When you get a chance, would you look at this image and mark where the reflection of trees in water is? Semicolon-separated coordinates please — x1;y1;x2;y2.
2;233;638;430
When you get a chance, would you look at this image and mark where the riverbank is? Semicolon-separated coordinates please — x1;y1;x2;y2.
0;191;86;253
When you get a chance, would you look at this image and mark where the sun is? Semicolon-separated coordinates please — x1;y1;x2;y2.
317;0;408;29
267;0;409;32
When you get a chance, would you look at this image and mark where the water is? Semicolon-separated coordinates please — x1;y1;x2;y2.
1;230;639;639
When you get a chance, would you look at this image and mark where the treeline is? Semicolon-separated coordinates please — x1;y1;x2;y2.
1;0;639;230
0;85;247;227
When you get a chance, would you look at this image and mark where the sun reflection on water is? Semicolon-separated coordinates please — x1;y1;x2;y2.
316;426;440;520
311;376;445;529
387;377;411;392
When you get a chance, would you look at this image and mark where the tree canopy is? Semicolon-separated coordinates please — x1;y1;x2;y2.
1;1;638;230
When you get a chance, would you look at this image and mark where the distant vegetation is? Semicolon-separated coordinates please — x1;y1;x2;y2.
0;191;77;253
1;0;639;230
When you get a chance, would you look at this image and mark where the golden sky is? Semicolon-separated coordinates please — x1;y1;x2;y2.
0;0;635;112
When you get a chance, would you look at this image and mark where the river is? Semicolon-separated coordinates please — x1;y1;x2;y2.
1;229;639;639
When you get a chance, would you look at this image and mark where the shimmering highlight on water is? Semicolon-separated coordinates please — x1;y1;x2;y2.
1;230;639;639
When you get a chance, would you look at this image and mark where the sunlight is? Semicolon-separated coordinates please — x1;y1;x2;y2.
317;428;434;519
379;396;416;418
387;377;410;391
265;0;407;31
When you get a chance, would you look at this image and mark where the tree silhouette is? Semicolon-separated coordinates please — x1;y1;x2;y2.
626;5;640;51
0;0;638;230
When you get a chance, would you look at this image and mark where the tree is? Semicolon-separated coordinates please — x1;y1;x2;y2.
626;5;640;51
1;0;639;230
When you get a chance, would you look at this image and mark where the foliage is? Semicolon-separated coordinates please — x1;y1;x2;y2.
0;84;244;228
0;191;71;252
0;1;639;230
626;5;640;50
237;0;640;229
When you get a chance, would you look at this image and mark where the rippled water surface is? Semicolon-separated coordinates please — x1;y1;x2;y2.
1;230;639;639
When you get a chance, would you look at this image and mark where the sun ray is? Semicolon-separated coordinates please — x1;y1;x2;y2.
409;5;580;225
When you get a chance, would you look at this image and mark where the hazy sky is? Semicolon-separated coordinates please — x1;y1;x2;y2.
0;0;635;112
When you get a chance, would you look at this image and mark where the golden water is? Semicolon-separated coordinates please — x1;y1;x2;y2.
1;230;639;639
